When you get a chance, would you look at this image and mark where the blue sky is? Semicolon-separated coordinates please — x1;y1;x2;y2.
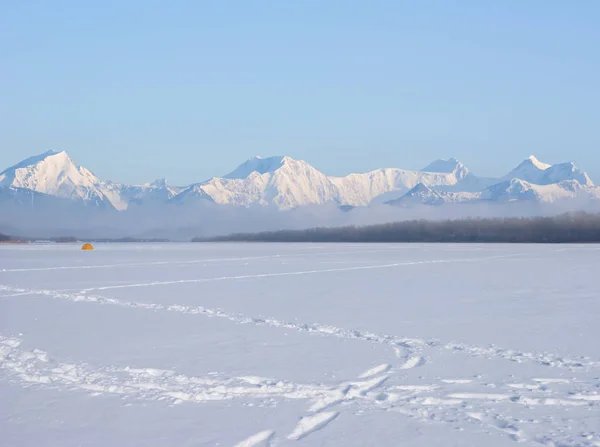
1;1;599;185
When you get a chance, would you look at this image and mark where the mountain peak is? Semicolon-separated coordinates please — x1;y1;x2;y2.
409;182;433;193
0;150;117;208
503;156;551;182
385;182;438;206
525;155;551;170
0;150;71;176
386;182;480;206
150;178;169;188
504;156;593;186
545;161;593;186
223;155;295;179
422;157;469;180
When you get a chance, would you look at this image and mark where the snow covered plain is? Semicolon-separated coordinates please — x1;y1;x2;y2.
1;243;600;446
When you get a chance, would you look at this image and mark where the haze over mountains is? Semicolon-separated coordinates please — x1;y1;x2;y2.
1;151;598;239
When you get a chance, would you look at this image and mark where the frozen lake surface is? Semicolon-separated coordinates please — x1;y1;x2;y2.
1;243;600;446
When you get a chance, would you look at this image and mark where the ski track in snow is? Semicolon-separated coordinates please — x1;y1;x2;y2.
0;248;415;273
76;254;521;292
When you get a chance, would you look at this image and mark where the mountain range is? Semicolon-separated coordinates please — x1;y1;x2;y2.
0;151;597;213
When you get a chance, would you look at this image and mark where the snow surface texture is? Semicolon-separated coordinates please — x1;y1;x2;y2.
1;243;600;446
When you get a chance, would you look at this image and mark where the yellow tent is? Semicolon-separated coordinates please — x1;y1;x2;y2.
81;243;94;251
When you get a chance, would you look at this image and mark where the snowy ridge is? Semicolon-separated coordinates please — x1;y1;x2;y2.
224;156;287;179
105;179;184;208
386;183;480;206
484;178;600;203
391;156;598;207
388;178;600;207
0;152;597;212
422;157;470;180
194;157;338;208
170;183;215;205
178;156;470;209
503;155;592;186
329;166;465;207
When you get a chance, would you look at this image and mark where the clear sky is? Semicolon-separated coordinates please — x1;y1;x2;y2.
1;1;599;185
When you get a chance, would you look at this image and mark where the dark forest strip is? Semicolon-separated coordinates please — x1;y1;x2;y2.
194;212;600;243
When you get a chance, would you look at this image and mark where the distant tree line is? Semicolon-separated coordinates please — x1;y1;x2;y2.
0;233;171;243
52;236;78;243
86;237;171;243
48;236;169;243
193;212;600;243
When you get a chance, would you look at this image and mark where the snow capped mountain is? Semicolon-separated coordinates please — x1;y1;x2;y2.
390;156;598;207
176;156;469;209
330;167;466;206
104;178;184;208
0;151;116;209
503;156;593;186
386;183;480;206
0;151;597;216
186;156;337;209
422;157;470;180
0;151;191;211
170;184;215;205
485;178;540;202
392;178;600;207
484;178;600;203
521;155;552;171
0;185;63;208
223;156;287;179
541;162;593;186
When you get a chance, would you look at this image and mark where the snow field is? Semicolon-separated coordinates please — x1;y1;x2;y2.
1;243;600;446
